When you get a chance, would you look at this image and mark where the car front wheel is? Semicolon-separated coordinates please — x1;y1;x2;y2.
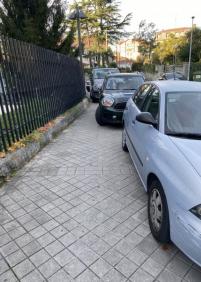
122;127;128;152
148;179;170;243
95;106;105;126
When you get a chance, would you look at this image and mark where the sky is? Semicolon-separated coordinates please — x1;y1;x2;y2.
120;0;200;32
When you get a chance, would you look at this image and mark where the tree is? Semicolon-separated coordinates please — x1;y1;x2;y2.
71;0;132;66
154;34;185;64
134;20;157;63
178;27;201;62
0;0;76;55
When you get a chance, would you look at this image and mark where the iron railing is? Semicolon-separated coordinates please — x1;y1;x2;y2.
0;36;85;152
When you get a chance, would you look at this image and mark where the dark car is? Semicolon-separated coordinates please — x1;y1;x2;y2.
95;73;144;125
159;71;187;80
90;68;119;102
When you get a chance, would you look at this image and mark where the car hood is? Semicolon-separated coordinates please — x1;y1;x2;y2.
170;137;201;177
94;79;104;88
103;90;135;100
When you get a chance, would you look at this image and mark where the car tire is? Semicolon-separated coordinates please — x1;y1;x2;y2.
148;179;170;243
91;96;96;103
122;127;128;152
95;106;105;126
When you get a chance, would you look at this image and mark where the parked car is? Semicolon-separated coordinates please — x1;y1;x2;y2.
95;73;144;125
122;80;201;267
90;68;119;102
159;71;187;80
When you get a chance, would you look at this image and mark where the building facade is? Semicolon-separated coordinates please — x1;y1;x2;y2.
156;27;191;42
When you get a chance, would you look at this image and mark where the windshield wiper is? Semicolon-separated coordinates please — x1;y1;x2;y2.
167;132;201;139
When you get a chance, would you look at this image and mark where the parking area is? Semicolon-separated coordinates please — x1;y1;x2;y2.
0;103;201;282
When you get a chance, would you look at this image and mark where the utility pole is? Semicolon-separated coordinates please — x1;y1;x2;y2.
76;5;83;67
187;16;195;81
69;2;86;70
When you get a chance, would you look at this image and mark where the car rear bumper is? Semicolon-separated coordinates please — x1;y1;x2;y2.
171;208;201;267
90;90;100;100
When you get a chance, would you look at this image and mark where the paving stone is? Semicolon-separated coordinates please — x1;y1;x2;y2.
102;268;127;282
166;256;191;277
127;248;148;266
13;259;35;279
48;269;73;282
15;233;34;248
103;248;124;266
0;270;18;282
39;258;60;278
184;268;201;282
45;240;65;256
90;258;112;278
1;241;19;257
22;240;42;256
130;268;154;282
21;269;45;282
37;232;55;247
157;269;182;282
59;232;77;247
54;249;74;267
142;257;164;278
5;249;26;267
76;269;100;282
64;257;86;278
115;257;138;278
0;259;9;275
30;249;51;267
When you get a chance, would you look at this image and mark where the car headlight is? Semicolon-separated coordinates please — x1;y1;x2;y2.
190;204;201;219
101;97;114;107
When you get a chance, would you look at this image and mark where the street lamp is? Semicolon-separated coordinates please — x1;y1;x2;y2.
69;3;86;69
187;16;195;81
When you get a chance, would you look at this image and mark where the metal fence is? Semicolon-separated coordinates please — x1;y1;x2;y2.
0;36;85;152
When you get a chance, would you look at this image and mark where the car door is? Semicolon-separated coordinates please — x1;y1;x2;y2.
125;84;152;175
131;87;160;184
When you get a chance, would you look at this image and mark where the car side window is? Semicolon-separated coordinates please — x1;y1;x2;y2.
142;87;160;121
133;84;152;110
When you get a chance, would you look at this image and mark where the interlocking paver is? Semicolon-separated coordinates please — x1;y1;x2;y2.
1;104;201;282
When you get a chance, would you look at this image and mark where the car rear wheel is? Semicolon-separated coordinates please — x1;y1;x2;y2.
148;179;170;243
122;127;128;152
95;106;105;126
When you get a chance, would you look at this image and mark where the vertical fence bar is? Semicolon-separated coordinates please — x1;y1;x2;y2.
4;37;23;140
8;38;27;138
0;36;18;143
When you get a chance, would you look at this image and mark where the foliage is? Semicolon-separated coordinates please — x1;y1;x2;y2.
178;27;201;62
71;0;132;66
0;0;76;55
154;34;185;64
134;20;157;62
109;61;117;68
131;62;155;74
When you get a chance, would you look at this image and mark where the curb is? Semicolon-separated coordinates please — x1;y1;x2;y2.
0;98;90;185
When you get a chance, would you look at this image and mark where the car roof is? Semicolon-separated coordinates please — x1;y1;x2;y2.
106;73;143;78
150;80;201;93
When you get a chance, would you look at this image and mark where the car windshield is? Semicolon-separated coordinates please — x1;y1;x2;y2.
165;73;186;80
105;76;144;90
166;92;201;136
93;69;119;79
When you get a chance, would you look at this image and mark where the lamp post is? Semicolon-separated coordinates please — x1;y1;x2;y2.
69;3;86;69
187;16;195;81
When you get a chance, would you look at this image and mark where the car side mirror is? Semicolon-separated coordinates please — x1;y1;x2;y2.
136;112;157;128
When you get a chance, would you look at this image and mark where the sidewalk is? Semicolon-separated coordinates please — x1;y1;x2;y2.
0;104;200;281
